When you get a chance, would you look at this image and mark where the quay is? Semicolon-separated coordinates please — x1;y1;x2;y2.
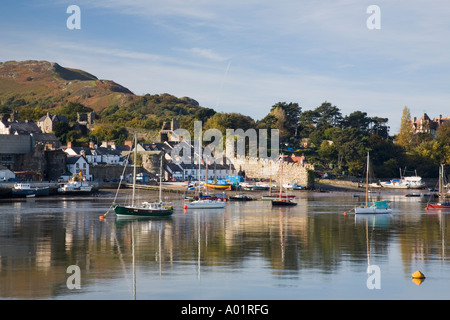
0;181;100;197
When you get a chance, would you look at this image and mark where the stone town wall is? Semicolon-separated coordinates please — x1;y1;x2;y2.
231;156;315;188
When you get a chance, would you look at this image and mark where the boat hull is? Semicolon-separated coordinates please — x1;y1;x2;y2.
11;190;35;197
355;207;392;214
184;200;226;209
272;200;297;206
262;194;295;201
229;195;253;201
57;189;93;195
205;183;232;190
426;203;450;210
113;204;173;217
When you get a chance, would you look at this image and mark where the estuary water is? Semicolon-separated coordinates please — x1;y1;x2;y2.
1;189;449;300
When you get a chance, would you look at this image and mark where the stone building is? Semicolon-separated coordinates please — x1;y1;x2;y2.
159;118;180;142
37;113;68;133
411;113;450;136
0;134;66;181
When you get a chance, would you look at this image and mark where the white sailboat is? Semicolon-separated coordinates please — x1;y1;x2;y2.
355;152;392;214
184;137;226;209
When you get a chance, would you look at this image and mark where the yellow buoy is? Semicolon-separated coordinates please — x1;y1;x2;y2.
412;270;425;279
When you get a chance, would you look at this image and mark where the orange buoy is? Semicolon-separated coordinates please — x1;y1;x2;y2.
344;211;347;215
184;204;188;209
99;215;105;221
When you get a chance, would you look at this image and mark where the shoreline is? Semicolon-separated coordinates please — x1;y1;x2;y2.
0;178;436;201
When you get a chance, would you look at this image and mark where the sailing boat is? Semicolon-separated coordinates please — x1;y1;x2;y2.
426;164;450;210
272;153;297;206
183;138;226;209
113;134;173;217
355;152;392;214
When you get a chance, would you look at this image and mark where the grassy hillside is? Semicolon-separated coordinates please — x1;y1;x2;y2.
0;60;216;133
0;60;136;113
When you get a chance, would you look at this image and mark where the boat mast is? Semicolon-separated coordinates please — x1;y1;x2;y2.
159;153;163;202
132;133;137;207
279;153;283;200
365;152;369;206
198;135;201;194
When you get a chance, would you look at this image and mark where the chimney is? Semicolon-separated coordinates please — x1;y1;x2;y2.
67;141;72;149
125;140;133;148
89;141;95;149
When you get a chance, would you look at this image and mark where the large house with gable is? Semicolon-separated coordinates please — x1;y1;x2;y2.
37;113;69;133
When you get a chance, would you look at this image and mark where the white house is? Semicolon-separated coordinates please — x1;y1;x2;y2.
65;155;92;181
65;141;125;165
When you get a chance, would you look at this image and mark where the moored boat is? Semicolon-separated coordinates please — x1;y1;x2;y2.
204;182;232;190
376;170;425;189
228;194;254;201
12;183;50;197
262;193;295;201
355;152;392;214
271;153;297;207
113;134;173;218
57;173;93;195
184;198;226;209
426;164;450;210
272;199;298;206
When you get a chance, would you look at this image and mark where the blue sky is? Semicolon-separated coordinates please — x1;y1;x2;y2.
1;1;450;133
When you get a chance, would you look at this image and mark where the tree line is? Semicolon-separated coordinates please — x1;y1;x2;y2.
4;94;449;179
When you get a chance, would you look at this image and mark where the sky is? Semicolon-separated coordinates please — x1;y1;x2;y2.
1;1;450;134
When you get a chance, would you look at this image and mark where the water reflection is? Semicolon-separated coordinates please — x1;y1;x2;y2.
0;192;449;299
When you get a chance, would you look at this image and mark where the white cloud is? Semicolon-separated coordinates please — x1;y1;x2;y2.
178;48;230;62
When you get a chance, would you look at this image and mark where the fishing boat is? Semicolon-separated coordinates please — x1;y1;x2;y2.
113;134;173;217
355;153;392;214
272;153;297;207
57;172;93;195
426;164;450;210
11;183;49;197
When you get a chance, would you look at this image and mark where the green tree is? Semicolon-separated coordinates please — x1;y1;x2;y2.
396;106;413;149
435;121;450;165
341;111;371;131
57;102;93;122
315;102;342;130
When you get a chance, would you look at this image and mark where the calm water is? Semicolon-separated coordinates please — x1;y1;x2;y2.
1;189;449;300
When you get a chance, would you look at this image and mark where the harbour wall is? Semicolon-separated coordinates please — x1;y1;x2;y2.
231;156;315;188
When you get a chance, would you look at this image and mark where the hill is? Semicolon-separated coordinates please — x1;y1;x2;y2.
0;60;136;112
